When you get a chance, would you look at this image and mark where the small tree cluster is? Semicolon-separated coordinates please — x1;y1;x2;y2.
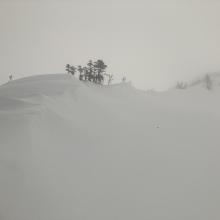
176;81;188;89
66;59;111;85
65;64;77;75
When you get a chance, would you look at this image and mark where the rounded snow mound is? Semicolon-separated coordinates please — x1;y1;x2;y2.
0;74;140;111
0;74;80;98
1;74;139;98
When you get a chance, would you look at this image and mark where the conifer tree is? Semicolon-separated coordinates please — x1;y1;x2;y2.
87;60;94;81
94;60;107;84
65;64;71;74
69;66;77;75
78;65;84;80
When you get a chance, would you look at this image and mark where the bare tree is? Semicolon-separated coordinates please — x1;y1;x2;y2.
122;76;126;83
176;81;187;89
9;74;13;81
204;74;212;90
105;74;114;85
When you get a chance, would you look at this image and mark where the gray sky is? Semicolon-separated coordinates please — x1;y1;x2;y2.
1;0;220;90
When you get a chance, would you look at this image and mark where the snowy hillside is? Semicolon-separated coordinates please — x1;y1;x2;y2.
0;74;220;220
189;73;220;88
175;72;220;90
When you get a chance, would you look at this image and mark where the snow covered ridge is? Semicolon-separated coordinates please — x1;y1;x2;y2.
0;74;220;220
0;74;138;112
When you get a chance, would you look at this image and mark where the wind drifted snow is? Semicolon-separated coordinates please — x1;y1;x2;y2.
0;74;220;220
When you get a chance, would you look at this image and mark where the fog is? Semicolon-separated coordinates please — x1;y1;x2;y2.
1;0;220;90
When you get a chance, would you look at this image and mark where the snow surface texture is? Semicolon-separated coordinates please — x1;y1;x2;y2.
0;74;220;220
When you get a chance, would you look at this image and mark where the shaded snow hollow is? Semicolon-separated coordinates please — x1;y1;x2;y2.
0;74;220;220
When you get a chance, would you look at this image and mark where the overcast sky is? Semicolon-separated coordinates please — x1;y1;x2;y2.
1;0;220;90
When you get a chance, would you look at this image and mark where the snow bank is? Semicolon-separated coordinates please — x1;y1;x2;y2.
0;74;220;220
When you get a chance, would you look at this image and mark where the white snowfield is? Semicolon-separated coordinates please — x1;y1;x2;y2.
0;74;220;220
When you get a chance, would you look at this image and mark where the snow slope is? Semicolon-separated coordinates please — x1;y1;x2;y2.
0;74;220;220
